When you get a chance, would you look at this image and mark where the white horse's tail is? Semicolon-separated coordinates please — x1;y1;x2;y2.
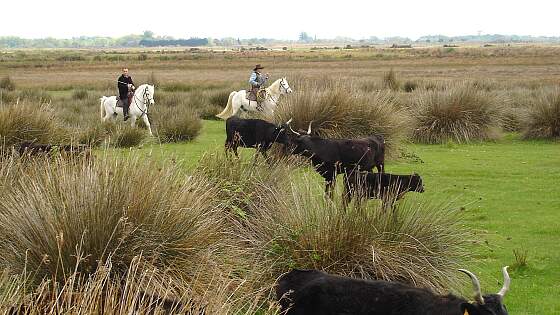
216;92;236;120
100;96;106;120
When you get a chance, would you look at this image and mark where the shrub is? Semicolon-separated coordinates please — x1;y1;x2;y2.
0;103;65;154
522;87;560;139
244;176;470;293
274;79;410;156
72;89;88;100
0;76;15;91
411;83;504;143
382;69;400;91
153;106;202;142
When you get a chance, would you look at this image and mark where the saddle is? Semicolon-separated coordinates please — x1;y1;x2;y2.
247;88;267;105
116;92;134;108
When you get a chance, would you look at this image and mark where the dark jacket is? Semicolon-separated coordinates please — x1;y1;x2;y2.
117;75;134;99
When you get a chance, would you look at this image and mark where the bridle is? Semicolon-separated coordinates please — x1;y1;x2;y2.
132;85;153;117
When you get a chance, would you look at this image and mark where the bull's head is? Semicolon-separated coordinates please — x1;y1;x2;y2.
459;267;510;315
272;118;294;145
285;120;315;155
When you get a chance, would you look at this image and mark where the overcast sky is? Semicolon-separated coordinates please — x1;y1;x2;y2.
1;0;558;40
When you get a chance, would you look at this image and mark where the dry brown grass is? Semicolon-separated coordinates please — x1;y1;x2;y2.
522;87;560;139
411;82;505;143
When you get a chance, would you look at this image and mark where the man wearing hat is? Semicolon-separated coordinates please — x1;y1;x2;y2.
248;64;269;107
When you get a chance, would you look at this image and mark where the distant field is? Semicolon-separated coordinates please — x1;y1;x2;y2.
1;46;559;314
1;45;560;90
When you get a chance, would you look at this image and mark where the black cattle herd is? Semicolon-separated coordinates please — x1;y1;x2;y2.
13;116;511;314
225;116;511;315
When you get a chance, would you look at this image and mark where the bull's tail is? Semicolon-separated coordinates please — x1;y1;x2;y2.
100;96;106;120
216;92;236;120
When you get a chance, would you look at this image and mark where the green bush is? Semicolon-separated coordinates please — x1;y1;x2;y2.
411;83;504;143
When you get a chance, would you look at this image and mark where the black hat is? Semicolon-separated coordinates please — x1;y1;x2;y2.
253;64;264;71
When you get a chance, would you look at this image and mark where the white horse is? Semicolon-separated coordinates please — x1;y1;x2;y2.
100;84;155;135
216;77;293;120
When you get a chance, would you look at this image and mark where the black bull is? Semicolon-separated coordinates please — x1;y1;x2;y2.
276;268;510;315
286;122;385;196
225;117;291;158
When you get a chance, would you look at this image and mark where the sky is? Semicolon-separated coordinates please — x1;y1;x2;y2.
1;0;558;40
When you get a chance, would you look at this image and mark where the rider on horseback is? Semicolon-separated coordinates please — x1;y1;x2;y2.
248;64;268;109
117;68;135;121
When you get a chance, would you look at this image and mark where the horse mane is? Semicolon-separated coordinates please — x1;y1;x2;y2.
266;78;282;94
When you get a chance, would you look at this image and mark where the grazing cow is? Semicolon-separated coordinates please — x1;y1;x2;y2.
344;171;424;205
276;268;510;315
18;142;91;159
287;121;385;196
225;117;292;158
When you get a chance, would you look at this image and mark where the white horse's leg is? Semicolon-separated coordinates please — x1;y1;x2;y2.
142;115;153;136
130;116;137;128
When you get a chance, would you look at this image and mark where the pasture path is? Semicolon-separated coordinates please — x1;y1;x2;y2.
119;121;558;314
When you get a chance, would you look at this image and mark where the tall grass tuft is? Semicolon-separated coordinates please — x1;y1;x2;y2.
0;103;65;153
274;79;410;155
195;152;297;219
411;83;504;143
72;89;88;100
110;124;147;147
243;176;470;293
153;106;202;142
522;87;560;139
382;69;400;91
0;156;235;285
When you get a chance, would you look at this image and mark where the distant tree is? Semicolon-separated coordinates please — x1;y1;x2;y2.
143;30;154;39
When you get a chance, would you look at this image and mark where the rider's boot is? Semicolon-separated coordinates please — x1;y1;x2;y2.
123;104;129;121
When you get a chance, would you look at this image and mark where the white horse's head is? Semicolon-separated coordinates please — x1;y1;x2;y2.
279;77;293;94
138;84;155;105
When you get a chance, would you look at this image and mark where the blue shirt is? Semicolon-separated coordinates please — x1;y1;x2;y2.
249;71;267;87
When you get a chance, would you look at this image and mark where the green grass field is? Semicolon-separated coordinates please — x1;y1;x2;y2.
126;120;559;314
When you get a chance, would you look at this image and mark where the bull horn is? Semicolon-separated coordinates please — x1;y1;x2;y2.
286;120;301;136
459;269;484;305
307;121;313;135
497;266;510;298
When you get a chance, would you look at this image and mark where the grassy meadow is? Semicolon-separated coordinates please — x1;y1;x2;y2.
0;45;559;314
